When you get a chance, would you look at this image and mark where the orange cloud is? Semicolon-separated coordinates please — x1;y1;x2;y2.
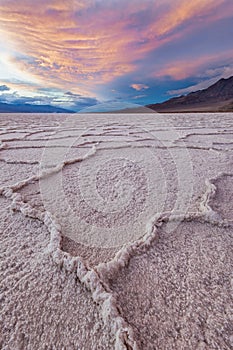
154;50;233;80
0;0;231;96
0;1;139;90
147;0;225;38
131;84;149;91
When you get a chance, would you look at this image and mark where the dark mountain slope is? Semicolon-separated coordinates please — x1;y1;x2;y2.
0;102;75;113
147;76;233;112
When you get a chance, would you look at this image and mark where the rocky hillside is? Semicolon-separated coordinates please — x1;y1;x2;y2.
148;76;233;112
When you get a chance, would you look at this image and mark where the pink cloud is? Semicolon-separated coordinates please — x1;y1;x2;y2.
0;0;232;96
131;84;149;91
153;50;233;80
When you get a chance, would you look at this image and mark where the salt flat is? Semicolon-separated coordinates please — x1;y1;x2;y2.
0;113;232;350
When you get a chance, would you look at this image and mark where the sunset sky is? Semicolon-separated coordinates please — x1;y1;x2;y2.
0;0;233;111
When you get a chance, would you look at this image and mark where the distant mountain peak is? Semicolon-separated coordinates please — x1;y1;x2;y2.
148;76;233;113
0;102;75;113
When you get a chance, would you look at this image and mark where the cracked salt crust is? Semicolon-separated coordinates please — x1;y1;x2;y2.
0;113;232;349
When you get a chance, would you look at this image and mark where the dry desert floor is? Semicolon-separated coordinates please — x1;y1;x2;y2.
0;113;232;350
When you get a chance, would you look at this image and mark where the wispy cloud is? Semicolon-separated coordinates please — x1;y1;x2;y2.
167;59;233;96
0;0;232;106
132;94;147;100
155;50;233;81
1;1;232;88
0;88;99;111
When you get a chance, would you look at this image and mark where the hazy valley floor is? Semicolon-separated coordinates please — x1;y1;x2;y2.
0;112;232;350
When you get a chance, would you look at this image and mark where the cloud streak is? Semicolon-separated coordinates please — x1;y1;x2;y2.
0;88;99;111
0;0;232;106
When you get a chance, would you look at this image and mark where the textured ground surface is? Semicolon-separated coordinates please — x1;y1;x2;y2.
0;113;232;349
110;221;233;350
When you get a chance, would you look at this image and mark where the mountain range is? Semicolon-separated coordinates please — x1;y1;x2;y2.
147;76;233;113
0;102;74;114
0;76;233;113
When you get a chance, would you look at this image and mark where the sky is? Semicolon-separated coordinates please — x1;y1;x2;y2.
0;0;233;111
